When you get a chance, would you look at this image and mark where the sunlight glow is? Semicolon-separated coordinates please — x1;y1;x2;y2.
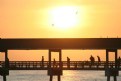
51;6;79;29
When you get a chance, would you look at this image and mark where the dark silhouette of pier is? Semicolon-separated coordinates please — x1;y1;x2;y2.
0;38;121;50
0;38;121;81
0;61;121;70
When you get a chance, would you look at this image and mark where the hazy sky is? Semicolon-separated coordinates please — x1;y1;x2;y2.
0;0;121;61
1;0;121;38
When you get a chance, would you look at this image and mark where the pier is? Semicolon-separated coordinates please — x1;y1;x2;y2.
0;61;121;70
0;38;121;81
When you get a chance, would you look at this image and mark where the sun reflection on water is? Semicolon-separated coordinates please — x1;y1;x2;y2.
1;70;117;81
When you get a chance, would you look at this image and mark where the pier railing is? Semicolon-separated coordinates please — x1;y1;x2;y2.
0;61;120;70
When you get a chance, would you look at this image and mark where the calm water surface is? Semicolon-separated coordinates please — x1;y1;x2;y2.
0;70;121;81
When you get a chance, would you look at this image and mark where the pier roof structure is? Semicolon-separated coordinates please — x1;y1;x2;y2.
0;38;121;50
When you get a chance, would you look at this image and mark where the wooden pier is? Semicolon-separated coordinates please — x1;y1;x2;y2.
0;61;121;70
0;38;121;81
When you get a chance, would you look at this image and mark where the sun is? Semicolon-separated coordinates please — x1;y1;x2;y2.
51;6;79;29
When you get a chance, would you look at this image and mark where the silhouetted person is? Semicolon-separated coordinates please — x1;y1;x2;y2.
90;55;95;65
67;57;70;68
118;56;121;61
5;57;9;68
117;56;121;68
53;58;56;68
97;56;101;65
41;56;44;68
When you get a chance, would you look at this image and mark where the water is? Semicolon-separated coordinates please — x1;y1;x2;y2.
0;70;121;81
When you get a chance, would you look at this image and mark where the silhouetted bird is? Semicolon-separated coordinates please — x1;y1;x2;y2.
52;24;54;26
76;11;78;14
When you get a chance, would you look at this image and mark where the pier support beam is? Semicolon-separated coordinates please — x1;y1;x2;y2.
50;75;53;81
0;50;9;81
3;75;6;81
4;50;9;81
107;76;110;81
105;49;119;81
48;49;62;81
114;76;117;81
58;75;61;81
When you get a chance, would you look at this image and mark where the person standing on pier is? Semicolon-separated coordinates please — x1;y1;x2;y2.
97;55;101;65
90;55;95;65
117;56;121;68
53;58;56;68
67;57;70;69
41;56;44;68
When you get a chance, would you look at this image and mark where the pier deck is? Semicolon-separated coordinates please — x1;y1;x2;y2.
0;61;121;70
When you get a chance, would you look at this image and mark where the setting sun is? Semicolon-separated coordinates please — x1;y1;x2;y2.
50;6;79;29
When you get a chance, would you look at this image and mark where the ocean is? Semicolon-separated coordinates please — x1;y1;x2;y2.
0;70;121;81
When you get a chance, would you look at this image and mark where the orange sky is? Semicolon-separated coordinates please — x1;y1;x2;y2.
0;0;121;61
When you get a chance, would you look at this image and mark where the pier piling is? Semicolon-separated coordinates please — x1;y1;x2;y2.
48;49;62;81
3;75;6;81
105;49;119;81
